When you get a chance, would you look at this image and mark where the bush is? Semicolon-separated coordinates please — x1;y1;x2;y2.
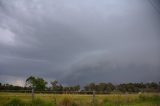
139;94;147;101
31;98;54;106
138;94;160;105
5;98;27;106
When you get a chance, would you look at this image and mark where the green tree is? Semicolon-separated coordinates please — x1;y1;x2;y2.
25;76;47;91
74;85;80;91
96;83;106;92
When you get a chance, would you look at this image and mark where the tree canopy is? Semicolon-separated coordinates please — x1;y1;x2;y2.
25;76;47;91
0;76;159;93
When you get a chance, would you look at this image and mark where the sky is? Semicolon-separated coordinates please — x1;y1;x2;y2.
0;0;160;86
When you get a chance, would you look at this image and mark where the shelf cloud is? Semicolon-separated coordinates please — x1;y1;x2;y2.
0;0;160;86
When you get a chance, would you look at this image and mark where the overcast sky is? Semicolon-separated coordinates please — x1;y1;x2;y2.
0;0;160;86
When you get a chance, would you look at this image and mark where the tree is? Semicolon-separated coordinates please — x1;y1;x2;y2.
74;85;80;91
96;83;106;92
25;76;47;91
25;76;36;88
50;80;58;91
84;83;96;91
106;83;115;92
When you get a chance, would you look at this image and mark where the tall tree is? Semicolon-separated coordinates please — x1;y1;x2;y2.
25;76;47;91
50;80;59;91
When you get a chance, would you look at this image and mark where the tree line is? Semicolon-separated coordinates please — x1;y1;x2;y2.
0;76;160;93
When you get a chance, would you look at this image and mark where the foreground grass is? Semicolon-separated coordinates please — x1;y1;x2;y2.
0;92;159;106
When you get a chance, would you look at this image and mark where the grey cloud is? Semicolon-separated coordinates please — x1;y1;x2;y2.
0;0;160;86
63;50;160;85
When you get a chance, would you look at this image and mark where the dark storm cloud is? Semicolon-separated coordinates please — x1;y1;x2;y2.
0;0;160;86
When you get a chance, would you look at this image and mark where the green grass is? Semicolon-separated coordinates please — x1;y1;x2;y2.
0;92;159;106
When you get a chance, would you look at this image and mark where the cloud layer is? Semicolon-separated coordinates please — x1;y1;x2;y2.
0;0;160;86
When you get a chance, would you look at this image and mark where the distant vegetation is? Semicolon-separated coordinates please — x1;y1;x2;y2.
0;76;160;106
0;76;160;93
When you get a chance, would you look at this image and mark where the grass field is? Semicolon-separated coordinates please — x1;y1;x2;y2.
0;92;160;106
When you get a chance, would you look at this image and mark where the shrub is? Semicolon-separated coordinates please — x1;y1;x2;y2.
5;98;27;106
138;94;160;105
31;98;54;106
138;94;147;101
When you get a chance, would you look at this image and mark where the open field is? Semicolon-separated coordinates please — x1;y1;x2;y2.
0;92;160;106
